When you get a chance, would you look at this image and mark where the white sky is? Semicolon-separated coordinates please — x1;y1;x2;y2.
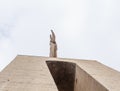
0;0;120;72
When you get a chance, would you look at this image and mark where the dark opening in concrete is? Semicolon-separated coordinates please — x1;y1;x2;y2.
46;61;76;91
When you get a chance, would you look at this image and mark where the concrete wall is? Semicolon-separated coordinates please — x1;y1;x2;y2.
46;61;108;91
0;55;58;91
46;61;75;91
0;55;120;91
74;65;108;91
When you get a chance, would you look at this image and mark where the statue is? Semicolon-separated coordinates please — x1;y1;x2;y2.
49;30;57;57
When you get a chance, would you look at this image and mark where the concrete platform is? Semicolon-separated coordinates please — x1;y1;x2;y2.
0;55;120;91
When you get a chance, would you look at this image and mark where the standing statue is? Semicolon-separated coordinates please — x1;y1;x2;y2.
49;30;57;57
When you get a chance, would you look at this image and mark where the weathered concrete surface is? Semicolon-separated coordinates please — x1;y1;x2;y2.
0;55;58;91
46;61;76;91
74;65;108;91
48;57;120;91
0;55;120;91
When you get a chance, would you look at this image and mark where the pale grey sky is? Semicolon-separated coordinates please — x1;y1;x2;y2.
0;0;120;71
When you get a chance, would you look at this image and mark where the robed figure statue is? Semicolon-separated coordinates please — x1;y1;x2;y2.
49;30;57;57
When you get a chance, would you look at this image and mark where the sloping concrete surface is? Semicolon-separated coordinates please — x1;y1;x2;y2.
0;55;58;91
48;57;120;91
0;55;120;91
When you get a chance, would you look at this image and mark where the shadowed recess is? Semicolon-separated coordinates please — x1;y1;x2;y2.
46;61;76;91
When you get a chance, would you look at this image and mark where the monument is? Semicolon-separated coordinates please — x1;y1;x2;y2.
49;30;57;57
0;31;120;91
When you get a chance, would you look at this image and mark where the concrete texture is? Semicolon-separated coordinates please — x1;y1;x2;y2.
74;65;108;91
46;61;76;91
0;55;120;91
0;55;58;91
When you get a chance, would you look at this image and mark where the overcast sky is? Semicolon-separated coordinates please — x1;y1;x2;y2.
0;0;120;72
